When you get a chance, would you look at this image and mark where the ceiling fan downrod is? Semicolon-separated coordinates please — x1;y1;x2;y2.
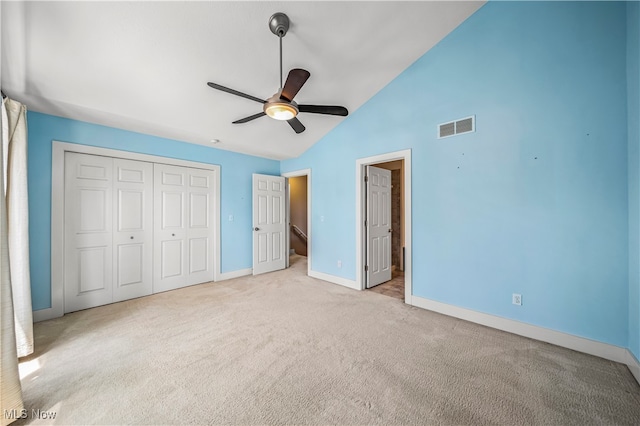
269;12;290;89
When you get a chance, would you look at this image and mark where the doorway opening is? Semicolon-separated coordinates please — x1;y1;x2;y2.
283;169;311;275
289;175;308;257
356;150;412;303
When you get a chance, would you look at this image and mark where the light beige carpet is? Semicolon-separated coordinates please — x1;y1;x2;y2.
16;256;640;425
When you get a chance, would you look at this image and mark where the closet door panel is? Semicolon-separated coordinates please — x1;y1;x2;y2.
64;152;114;313
185;167;215;285
113;158;153;302
161;239;184;278
154;164;188;292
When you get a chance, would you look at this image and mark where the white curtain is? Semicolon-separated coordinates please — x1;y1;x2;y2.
2;98;33;358
0;99;33;425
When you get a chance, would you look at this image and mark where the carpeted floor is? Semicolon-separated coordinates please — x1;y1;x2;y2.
16;256;640;425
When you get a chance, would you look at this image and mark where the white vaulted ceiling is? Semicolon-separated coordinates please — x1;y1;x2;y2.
1;1;484;160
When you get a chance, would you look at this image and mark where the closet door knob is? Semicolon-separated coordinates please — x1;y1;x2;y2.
254;227;260;231
130;236;134;239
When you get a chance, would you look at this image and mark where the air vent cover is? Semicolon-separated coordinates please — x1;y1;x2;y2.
438;115;475;139
439;122;455;138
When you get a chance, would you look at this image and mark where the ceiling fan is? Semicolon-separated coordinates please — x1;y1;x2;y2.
207;12;348;134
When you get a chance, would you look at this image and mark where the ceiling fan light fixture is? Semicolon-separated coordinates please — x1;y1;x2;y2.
264;101;298;121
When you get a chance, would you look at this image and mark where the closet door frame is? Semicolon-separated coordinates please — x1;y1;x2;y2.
44;141;221;322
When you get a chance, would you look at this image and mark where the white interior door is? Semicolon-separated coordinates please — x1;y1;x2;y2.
253;174;286;275
154;163;215;292
64;152;114;312
112;158;153;302
366;165;392;288
185;167;215;285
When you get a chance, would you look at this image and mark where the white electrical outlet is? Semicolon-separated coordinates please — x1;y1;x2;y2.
512;293;522;306
337;260;342;268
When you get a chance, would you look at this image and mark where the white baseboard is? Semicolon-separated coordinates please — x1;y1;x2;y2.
32;306;62;323
410;295;631;366
309;270;359;290
627;350;640;384
217;268;252;281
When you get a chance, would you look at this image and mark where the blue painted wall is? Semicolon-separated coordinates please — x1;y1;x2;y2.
282;2;630;346
27;112;279;311
628;0;640;361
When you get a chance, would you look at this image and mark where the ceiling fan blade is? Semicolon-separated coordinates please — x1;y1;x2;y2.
287;117;306;134
298;105;349;116
280;68;310;102
207;82;266;104
232;112;266;124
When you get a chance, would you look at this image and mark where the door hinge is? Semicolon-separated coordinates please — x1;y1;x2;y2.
364;220;367;227
364;175;369;182
365;265;369;271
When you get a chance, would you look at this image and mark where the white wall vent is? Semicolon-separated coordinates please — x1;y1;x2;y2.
438;115;475;139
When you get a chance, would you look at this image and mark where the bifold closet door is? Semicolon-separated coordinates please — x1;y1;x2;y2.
64;153;153;313
64;152;114;313
112;158;153;302
153;164;215;293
